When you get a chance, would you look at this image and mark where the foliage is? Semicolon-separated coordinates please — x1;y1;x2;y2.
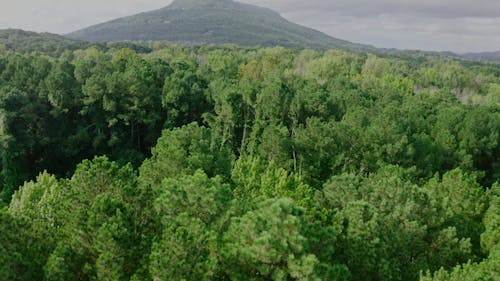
0;43;498;281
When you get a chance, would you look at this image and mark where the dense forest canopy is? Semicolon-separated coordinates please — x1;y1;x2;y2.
0;42;498;281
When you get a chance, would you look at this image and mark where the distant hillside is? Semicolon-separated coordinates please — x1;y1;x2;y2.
0;29;161;56
461;51;500;62
3;27;498;64
67;0;374;51
0;29;89;56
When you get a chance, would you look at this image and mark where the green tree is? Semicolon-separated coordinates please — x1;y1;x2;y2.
162;60;209;127
43;157;145;281
222;198;320;281
139;123;232;189
421;184;500;281
149;171;232;280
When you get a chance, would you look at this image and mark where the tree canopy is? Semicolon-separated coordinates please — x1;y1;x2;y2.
0;43;498;281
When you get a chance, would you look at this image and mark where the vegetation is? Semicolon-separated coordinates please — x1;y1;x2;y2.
0;29;158;58
0;29;90;57
0;42;498;281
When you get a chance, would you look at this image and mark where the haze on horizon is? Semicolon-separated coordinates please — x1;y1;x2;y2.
0;0;498;53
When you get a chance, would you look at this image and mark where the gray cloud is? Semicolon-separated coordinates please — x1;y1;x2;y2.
0;0;499;52
247;0;500;52
247;0;500;19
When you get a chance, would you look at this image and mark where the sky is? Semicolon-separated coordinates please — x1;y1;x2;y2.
0;0;499;53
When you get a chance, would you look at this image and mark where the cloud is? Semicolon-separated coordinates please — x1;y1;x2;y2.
0;0;170;33
0;0;499;52
298;13;500;52
243;0;500;52
245;0;500;19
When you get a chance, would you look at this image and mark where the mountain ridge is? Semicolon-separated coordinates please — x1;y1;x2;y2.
462;51;500;62
2;28;500;64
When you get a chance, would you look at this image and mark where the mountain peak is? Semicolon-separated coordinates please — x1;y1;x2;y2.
169;0;235;9
166;0;279;16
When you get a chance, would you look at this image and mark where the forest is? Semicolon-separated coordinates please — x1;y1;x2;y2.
0;43;499;280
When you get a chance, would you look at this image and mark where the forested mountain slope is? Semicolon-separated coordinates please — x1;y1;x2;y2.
0;44;498;280
66;0;374;51
0;29;89;56
462;51;500;62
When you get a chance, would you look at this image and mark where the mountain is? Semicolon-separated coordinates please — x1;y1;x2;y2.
0;29;89;56
67;0;374;51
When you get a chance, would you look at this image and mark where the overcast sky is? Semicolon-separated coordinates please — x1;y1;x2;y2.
0;0;499;53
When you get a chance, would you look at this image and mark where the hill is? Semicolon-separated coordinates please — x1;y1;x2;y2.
66;0;374;51
461;51;500;62
0;29;89;56
0;29;161;56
